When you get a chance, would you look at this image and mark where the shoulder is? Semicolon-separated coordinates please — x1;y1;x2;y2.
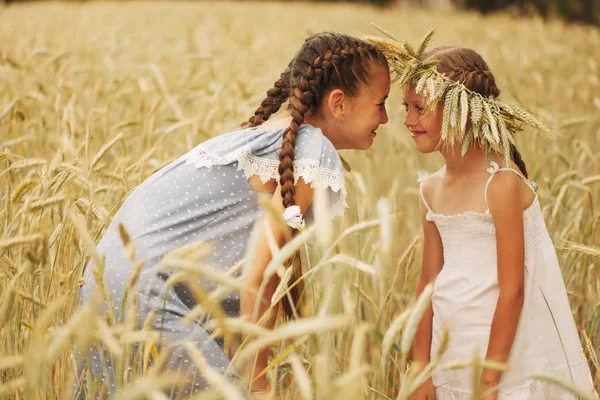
418;168;443;218
192;125;283;158
293;125;347;218
295;124;341;171
295;124;337;159
486;169;529;215
419;167;444;198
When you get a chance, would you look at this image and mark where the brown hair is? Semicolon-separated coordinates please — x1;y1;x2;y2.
243;32;388;317
245;32;388;208
423;46;528;178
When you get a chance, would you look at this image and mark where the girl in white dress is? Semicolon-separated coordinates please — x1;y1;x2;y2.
397;46;597;399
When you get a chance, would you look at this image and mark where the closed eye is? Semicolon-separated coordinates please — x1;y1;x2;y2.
403;102;425;114
378;94;389;108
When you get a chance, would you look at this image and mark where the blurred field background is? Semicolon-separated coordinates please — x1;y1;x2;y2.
0;1;599;399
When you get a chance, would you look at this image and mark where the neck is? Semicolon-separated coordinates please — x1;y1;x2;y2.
304;114;344;149
441;144;488;178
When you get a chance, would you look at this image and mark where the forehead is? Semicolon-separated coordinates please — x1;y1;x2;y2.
365;63;391;93
403;85;424;102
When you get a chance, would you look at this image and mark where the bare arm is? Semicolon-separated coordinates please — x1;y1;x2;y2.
483;173;528;396
240;177;314;391
412;181;444;368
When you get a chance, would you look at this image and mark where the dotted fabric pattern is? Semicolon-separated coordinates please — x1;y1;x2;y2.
75;124;346;398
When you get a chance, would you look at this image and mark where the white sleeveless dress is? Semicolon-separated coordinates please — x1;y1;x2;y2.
419;162;596;399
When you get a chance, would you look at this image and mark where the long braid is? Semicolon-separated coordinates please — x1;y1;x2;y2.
279;55;319;208
278;39;385;209
277;46;335;318
278;90;303;208
248;32;388;318
244;67;291;127
510;143;528;178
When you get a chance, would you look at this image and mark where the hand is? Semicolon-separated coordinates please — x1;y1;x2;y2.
411;378;435;400
481;377;500;400
482;390;499;400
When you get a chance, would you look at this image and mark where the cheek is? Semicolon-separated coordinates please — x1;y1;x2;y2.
351;113;373;132
421;112;442;132
414;128;442;153
428;134;442;149
415;136;440;153
426;128;442;147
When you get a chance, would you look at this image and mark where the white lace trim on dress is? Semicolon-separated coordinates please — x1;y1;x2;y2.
183;146;348;218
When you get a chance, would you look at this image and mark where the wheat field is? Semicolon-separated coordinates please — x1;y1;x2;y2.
0;1;599;399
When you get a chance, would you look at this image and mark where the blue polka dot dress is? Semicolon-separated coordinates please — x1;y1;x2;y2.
75;124;348;398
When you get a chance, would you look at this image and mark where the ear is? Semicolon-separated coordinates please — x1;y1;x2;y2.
325;89;347;121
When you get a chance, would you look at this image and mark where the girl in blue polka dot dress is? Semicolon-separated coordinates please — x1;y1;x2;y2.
75;31;391;398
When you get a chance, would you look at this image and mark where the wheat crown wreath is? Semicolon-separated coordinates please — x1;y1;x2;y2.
364;26;556;167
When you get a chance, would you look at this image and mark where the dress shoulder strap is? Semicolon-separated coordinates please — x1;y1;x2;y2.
418;172;433;214
484;161;538;208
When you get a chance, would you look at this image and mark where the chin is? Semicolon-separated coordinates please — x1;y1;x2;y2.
414;142;437;154
350;139;373;151
362;140;375;150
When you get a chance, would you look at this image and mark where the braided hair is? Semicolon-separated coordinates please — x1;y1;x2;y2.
423;46;528;178
245;32;388;208
244;66;291;127
242;33;388;317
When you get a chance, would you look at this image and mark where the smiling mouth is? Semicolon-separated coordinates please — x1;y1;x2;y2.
411;130;426;139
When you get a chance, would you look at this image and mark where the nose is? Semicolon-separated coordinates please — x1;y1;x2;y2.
381;106;389;125
403;108;417;128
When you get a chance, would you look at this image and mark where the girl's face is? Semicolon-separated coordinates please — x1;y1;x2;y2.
403;86;443;154
338;63;391;150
